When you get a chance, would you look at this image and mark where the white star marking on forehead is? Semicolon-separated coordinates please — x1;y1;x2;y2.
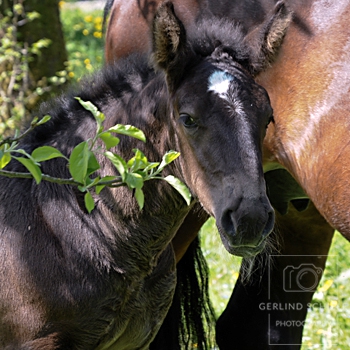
208;70;234;100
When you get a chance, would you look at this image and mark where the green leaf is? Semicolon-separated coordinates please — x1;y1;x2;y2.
32;38;51;50
157;151;180;172
27;11;40;21
87;151;100;176
84;191;95;213
105;151;127;181
75;97;105;125
135;188;145;210
85;176;101;189
143;162;160;172
95;175;118;194
31;146;65;162
36;115;51;126
126;172;144;189
14;157;42;184
99;132;120;150
13;3;23;15
164;175;191;206
14;149;35;161
108;124;146;142
95;185;105;195
69;141;89;184
127;149;148;171
30;117;38;125
0;152;11;169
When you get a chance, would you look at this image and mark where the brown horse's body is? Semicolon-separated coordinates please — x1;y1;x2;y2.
261;0;350;235
104;0;349;348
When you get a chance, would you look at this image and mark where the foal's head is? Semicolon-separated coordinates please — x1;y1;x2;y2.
152;1;291;257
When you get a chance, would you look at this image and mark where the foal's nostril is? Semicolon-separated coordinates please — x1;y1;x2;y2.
221;209;237;235
263;209;275;237
218;201;275;250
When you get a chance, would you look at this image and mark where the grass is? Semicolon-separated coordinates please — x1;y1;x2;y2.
59;7;350;349
302;231;350;349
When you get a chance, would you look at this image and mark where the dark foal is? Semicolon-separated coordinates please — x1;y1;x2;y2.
0;2;291;349
104;0;350;348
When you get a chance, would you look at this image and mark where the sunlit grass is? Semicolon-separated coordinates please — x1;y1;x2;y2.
302;232;350;349
200;218;242;316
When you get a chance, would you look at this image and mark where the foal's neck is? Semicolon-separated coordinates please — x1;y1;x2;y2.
96;177;192;275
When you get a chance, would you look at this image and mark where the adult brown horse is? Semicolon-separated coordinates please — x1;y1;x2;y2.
104;0;349;348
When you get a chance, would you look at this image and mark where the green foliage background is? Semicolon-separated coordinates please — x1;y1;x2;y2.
60;4;104;79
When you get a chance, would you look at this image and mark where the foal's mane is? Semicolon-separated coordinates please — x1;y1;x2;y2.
27;54;164;155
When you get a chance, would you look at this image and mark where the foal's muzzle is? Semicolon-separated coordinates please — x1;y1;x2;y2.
216;195;275;257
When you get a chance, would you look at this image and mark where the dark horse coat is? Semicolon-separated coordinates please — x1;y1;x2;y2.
0;2;291;349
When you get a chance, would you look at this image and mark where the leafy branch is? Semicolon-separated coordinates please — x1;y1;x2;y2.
0;98;191;212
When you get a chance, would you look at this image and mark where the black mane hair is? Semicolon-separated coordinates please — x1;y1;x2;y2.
188;16;251;66
24;53;167;164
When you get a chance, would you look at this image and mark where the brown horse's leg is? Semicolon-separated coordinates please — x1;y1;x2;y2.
172;204;209;262
216;202;334;350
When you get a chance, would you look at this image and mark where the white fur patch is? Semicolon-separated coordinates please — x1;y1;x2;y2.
208;70;234;100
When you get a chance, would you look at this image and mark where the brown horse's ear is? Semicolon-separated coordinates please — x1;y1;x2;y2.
245;0;293;76
151;1;190;91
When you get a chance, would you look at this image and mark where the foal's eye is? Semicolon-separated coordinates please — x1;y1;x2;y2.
179;114;198;128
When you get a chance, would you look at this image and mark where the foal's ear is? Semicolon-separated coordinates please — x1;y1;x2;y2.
246;0;293;76
152;1;190;91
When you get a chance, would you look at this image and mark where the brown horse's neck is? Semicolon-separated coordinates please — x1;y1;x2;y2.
140;0;203;23
105;0;204;62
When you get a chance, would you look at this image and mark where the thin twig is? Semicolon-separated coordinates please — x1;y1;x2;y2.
0;122;37;147
0;169;126;188
0;169;79;185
